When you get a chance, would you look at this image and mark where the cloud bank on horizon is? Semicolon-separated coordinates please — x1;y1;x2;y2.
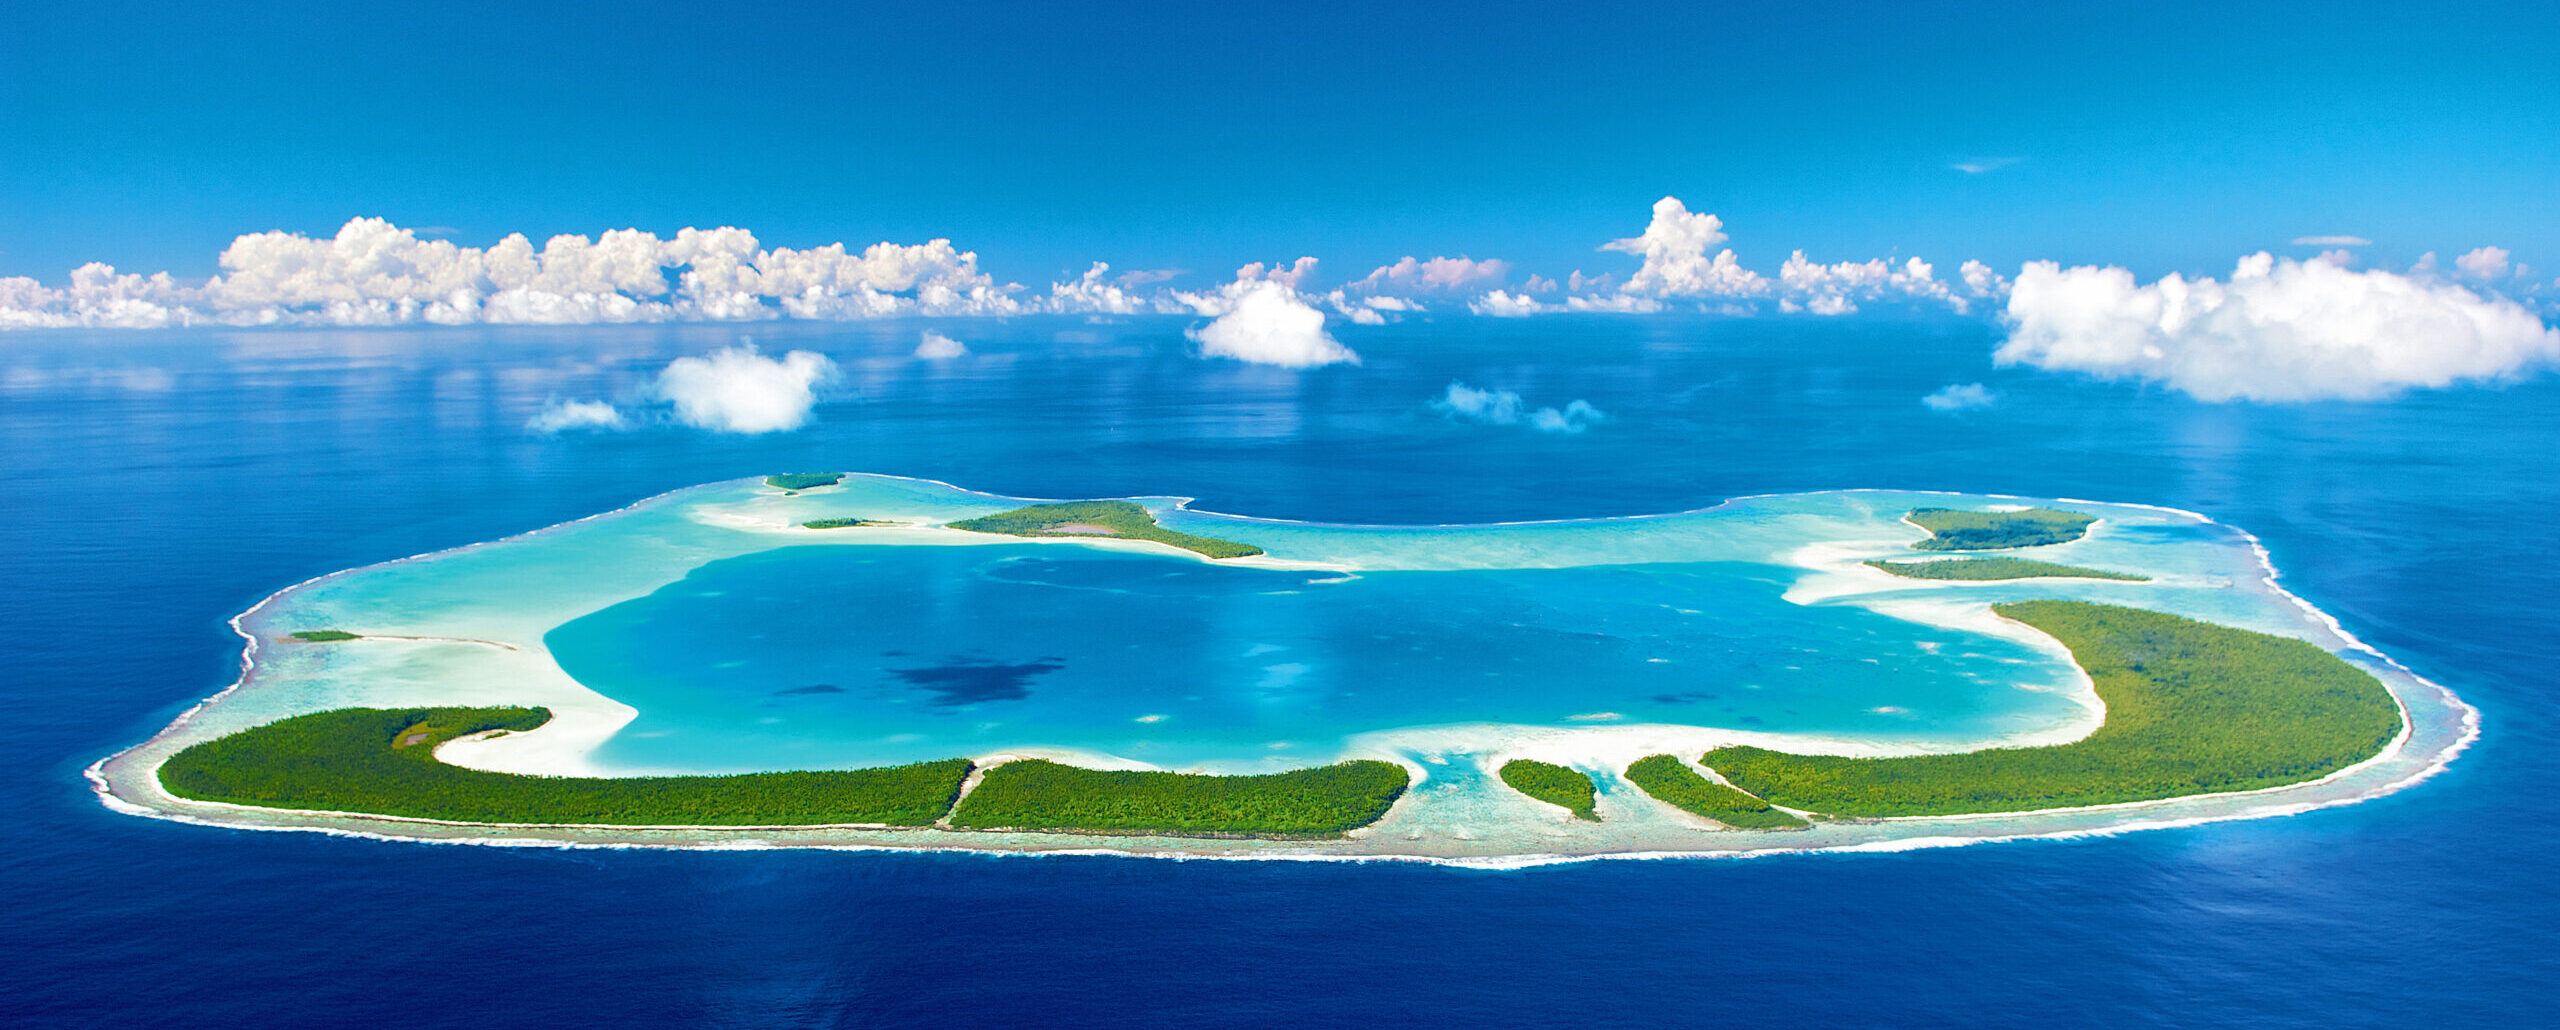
2000;253;2559;401
3;199;2552;399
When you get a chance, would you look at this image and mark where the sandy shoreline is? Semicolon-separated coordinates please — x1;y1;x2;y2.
87;476;2479;865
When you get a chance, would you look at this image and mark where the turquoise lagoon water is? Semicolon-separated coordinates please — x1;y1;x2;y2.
215;472;2307;777
554;544;2064;773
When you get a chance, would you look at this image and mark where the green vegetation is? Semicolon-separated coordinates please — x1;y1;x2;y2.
1623;755;1807;829
159;707;972;826
948;500;1264;559
285;630;362;642
1497;760;1599;821
160;707;1407;837
1700;600;2402;817
764;472;844;490
950;758;1408;836
801;517;884;529
1908;507;2097;551
1866;557;2148;582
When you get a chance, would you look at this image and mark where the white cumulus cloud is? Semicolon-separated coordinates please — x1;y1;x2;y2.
1997;253;2560;401
1470;290;1555;317
0;218;1031;329
1187;280;1358;367
1960;260;2010;299
1921;383;1996;412
526;398;628;433
1603;197;1765;300
1777;253;1961;316
2456;246;2513;281
1558;196;1985;316
915;331;969;359
1353;255;1511;293
1431;381;1606;433
653;345;838;432
1564;294;1664;313
1046;262;1152;315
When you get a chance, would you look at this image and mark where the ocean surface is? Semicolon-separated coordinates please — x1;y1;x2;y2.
3;315;2553;1025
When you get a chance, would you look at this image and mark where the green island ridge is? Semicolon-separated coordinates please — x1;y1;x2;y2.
1623;755;1809;829
764;472;844;491
1700;600;2402;817
1866;557;2148;582
948;758;1409;836
1497;760;1599;820
285;630;362;642
1908;507;2097;551
156;708;1410;836
158;707;971;826
800;517;885;529
947;500;1264;559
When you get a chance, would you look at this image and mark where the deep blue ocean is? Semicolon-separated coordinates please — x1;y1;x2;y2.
4;315;2553;1027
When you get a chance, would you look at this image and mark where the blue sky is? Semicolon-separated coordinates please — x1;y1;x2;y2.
5;0;2554;284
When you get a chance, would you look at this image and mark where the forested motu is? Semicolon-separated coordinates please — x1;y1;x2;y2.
763;473;844;490
1866;557;2147;581
158;707;971;825
158;708;1412;835
1701;601;2402;817
1622;755;1807;829
1497;759;1599;820
948;500;1264;558
1906;508;2097;551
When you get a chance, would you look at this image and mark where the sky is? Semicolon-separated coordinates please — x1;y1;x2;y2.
3;2;2556;406
6;1;2553;283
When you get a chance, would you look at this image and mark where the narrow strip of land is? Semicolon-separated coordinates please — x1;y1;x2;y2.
159;707;970;826
949;500;1263;559
947;758;1407;836
1866;557;2147;582
765;473;844;490
157;708;1408;837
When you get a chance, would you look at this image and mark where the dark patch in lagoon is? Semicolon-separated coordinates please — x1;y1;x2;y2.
774;684;846;696
1651;692;1721;705
889;658;1066;707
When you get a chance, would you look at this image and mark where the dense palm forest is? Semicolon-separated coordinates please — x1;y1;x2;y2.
159;707;971;825
161;708;1412;836
1866;557;2147;581
949;758;1407;835
764;472;845;490
1907;507;2097;550
1701;601;2402;817
948;500;1264;558
1497;759;1599;820
1623;755;1808;829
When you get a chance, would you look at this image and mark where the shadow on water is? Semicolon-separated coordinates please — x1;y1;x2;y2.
887;658;1067;707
